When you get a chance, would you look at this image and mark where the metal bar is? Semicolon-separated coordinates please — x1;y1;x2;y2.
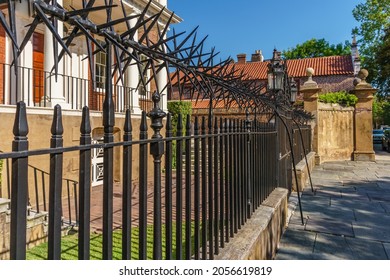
48;105;64;260
228;119;234;237
185;115;191;260
73;182;78;225
219;118;225;248
207;116;214;259
165;113;173;260
122;109;132;260
139;111;148;260
234;119;239;233
102;39;114;260
201;116;207;259
240;120;245;224
42;170;47;212
148;92;166;260
224;119;230;243
10;101;29;260
213;117;219;255
175;114;183;260
34;168;39;213
67;181;72;224
193;117;200;259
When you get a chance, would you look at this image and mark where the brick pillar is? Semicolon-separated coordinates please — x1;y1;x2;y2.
351;69;376;161
301;68;322;165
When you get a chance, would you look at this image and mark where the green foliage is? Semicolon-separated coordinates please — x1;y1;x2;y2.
373;97;390;127
167;101;192;134
282;38;351;59
352;0;390;95
318;91;358;107
167;101;192;169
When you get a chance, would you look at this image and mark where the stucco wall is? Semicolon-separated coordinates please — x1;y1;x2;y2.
317;102;354;162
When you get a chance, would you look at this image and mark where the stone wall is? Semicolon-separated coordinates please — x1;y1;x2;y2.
317;103;355;162
0;198;47;259
216;188;288;260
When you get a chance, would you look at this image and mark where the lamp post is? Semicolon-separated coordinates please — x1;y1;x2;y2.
290;77;297;104
267;49;285;91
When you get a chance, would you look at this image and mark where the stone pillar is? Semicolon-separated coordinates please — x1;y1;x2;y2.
301;68;322;165
351;69;376;161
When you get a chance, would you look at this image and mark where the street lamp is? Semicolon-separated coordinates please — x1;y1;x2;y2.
267;49;284;91
290;77;297;103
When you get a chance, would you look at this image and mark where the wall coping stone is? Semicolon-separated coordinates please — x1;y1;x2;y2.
215;187;288;260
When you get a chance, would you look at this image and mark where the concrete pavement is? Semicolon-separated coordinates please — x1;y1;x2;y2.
275;152;390;259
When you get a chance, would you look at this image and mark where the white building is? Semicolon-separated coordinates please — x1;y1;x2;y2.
0;0;181;113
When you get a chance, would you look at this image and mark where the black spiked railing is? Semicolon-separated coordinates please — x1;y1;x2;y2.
147;91;167;260
184;114;192;259
78;106;91;260
165;113;173;260
48;104;64;260
175;113;183;260
122;109;133;260
139;111;148;260
0;0;316;262
10;101;29;260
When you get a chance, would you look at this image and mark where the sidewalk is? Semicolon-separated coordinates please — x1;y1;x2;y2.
275;159;390;260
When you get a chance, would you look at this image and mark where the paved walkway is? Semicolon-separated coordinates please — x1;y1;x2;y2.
275;158;390;260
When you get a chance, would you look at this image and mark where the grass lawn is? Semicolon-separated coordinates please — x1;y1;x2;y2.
27;224;199;260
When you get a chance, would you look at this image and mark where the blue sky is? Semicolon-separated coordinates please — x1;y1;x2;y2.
168;0;364;61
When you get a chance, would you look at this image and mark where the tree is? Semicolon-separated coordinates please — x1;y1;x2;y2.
282;38;351;59
374;28;390;95
352;0;390;95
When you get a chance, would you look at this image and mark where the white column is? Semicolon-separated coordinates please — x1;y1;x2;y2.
156;61;168;111
9;1;33;105
44;0;70;109
127;15;142;115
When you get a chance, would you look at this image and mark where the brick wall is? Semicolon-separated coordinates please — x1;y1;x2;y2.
298;75;355;93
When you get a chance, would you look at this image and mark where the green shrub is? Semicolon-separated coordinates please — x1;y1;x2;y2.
167;101;192;134
167;101;192;169
318;91;358;107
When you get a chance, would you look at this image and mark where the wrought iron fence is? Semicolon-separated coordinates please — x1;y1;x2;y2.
0;94;312;260
0;0;314;261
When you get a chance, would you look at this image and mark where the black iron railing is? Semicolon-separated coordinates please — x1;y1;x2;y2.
2;159;78;226
0;97;312;260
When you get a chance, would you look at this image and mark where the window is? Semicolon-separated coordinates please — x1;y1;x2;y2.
138;54;149;96
95;40;106;91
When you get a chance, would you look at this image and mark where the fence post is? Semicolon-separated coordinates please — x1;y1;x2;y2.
175;114;183;260
78;106;91;260
10;101;29;260
48;105;64;260
102;39;115;260
165;113;173;260
185;114;192;259
122;109;133;260
139;111;148;260
147;91;166;260
245;110;252;217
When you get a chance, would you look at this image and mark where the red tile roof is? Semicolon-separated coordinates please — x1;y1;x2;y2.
230;55;354;80
191;99;239;109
